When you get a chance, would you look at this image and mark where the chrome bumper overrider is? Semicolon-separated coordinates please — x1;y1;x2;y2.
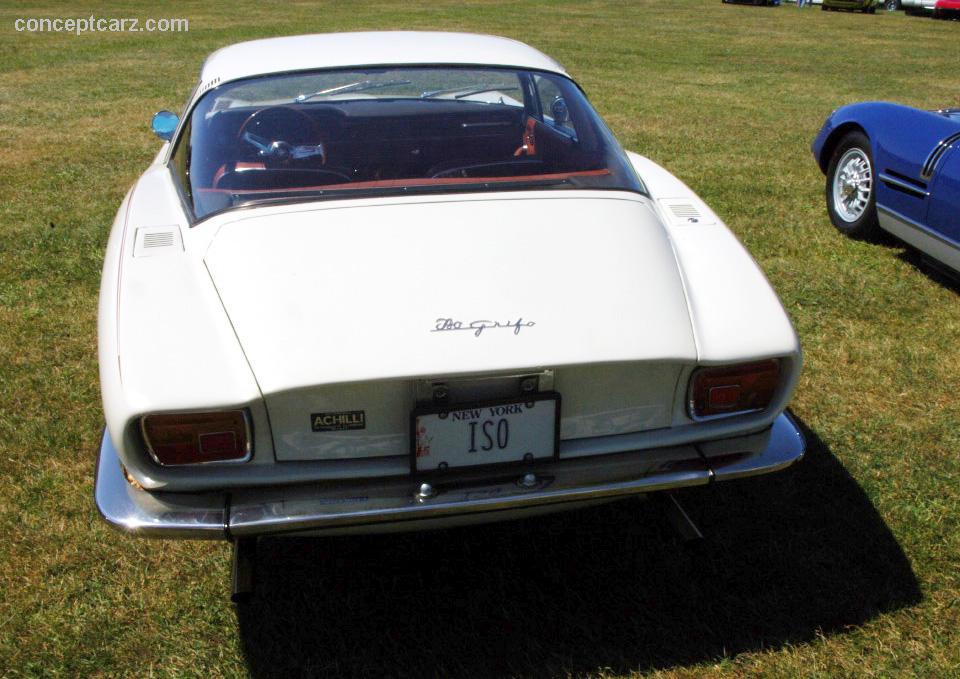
94;413;805;539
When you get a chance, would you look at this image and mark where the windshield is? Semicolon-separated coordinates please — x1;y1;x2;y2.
172;67;644;220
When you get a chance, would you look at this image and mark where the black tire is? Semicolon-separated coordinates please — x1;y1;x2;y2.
884;0;900;10
825;131;881;239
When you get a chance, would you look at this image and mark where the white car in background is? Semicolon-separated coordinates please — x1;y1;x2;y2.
900;0;937;12
94;32;804;598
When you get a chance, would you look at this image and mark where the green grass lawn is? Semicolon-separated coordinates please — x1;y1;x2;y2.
2;0;960;676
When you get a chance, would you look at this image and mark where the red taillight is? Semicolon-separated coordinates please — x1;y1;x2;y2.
689;360;781;419
141;410;250;466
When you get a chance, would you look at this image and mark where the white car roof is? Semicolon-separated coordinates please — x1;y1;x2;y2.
198;32;568;92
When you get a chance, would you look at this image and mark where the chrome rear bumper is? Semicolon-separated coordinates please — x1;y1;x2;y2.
94;413;805;539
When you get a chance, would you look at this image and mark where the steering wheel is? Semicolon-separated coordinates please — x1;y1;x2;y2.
237;106;327;166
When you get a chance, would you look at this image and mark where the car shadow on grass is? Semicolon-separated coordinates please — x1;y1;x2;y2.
863;229;960;294
236;415;920;678
896;249;960;295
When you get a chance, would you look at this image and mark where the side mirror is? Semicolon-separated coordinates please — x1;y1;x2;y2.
151;110;179;141
550;96;569;126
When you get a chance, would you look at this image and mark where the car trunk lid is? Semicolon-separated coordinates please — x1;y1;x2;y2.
203;193;698;460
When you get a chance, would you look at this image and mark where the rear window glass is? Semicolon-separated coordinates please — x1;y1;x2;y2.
171;67;644;220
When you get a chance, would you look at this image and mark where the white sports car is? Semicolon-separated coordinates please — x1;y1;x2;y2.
95;32;804;597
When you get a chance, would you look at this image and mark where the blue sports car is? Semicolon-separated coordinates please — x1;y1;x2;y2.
812;103;960;273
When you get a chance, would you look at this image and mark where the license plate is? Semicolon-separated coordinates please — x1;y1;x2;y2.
411;393;560;472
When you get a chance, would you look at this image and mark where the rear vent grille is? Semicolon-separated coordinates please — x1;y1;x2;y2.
669;203;701;221
143;231;175;248
134;226;183;257
658;198;715;227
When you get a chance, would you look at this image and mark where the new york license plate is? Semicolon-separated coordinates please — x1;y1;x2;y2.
411;394;560;472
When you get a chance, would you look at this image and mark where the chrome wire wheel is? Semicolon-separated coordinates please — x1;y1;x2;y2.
832;147;873;223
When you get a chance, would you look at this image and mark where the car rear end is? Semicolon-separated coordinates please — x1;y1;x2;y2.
95;188;805;539
97;358;804;539
95;39;805;548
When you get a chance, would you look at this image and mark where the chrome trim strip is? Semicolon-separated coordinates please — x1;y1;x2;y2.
95;431;228;538
877;206;960;274
878;205;960;251
921;131;960;181
878;173;929;198
94;412;806;539
229;461;712;537
710;413;805;481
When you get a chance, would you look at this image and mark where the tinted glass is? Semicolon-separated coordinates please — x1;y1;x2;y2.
172;67;644;220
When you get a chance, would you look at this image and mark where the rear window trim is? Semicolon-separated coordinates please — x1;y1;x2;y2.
188;185;650;227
